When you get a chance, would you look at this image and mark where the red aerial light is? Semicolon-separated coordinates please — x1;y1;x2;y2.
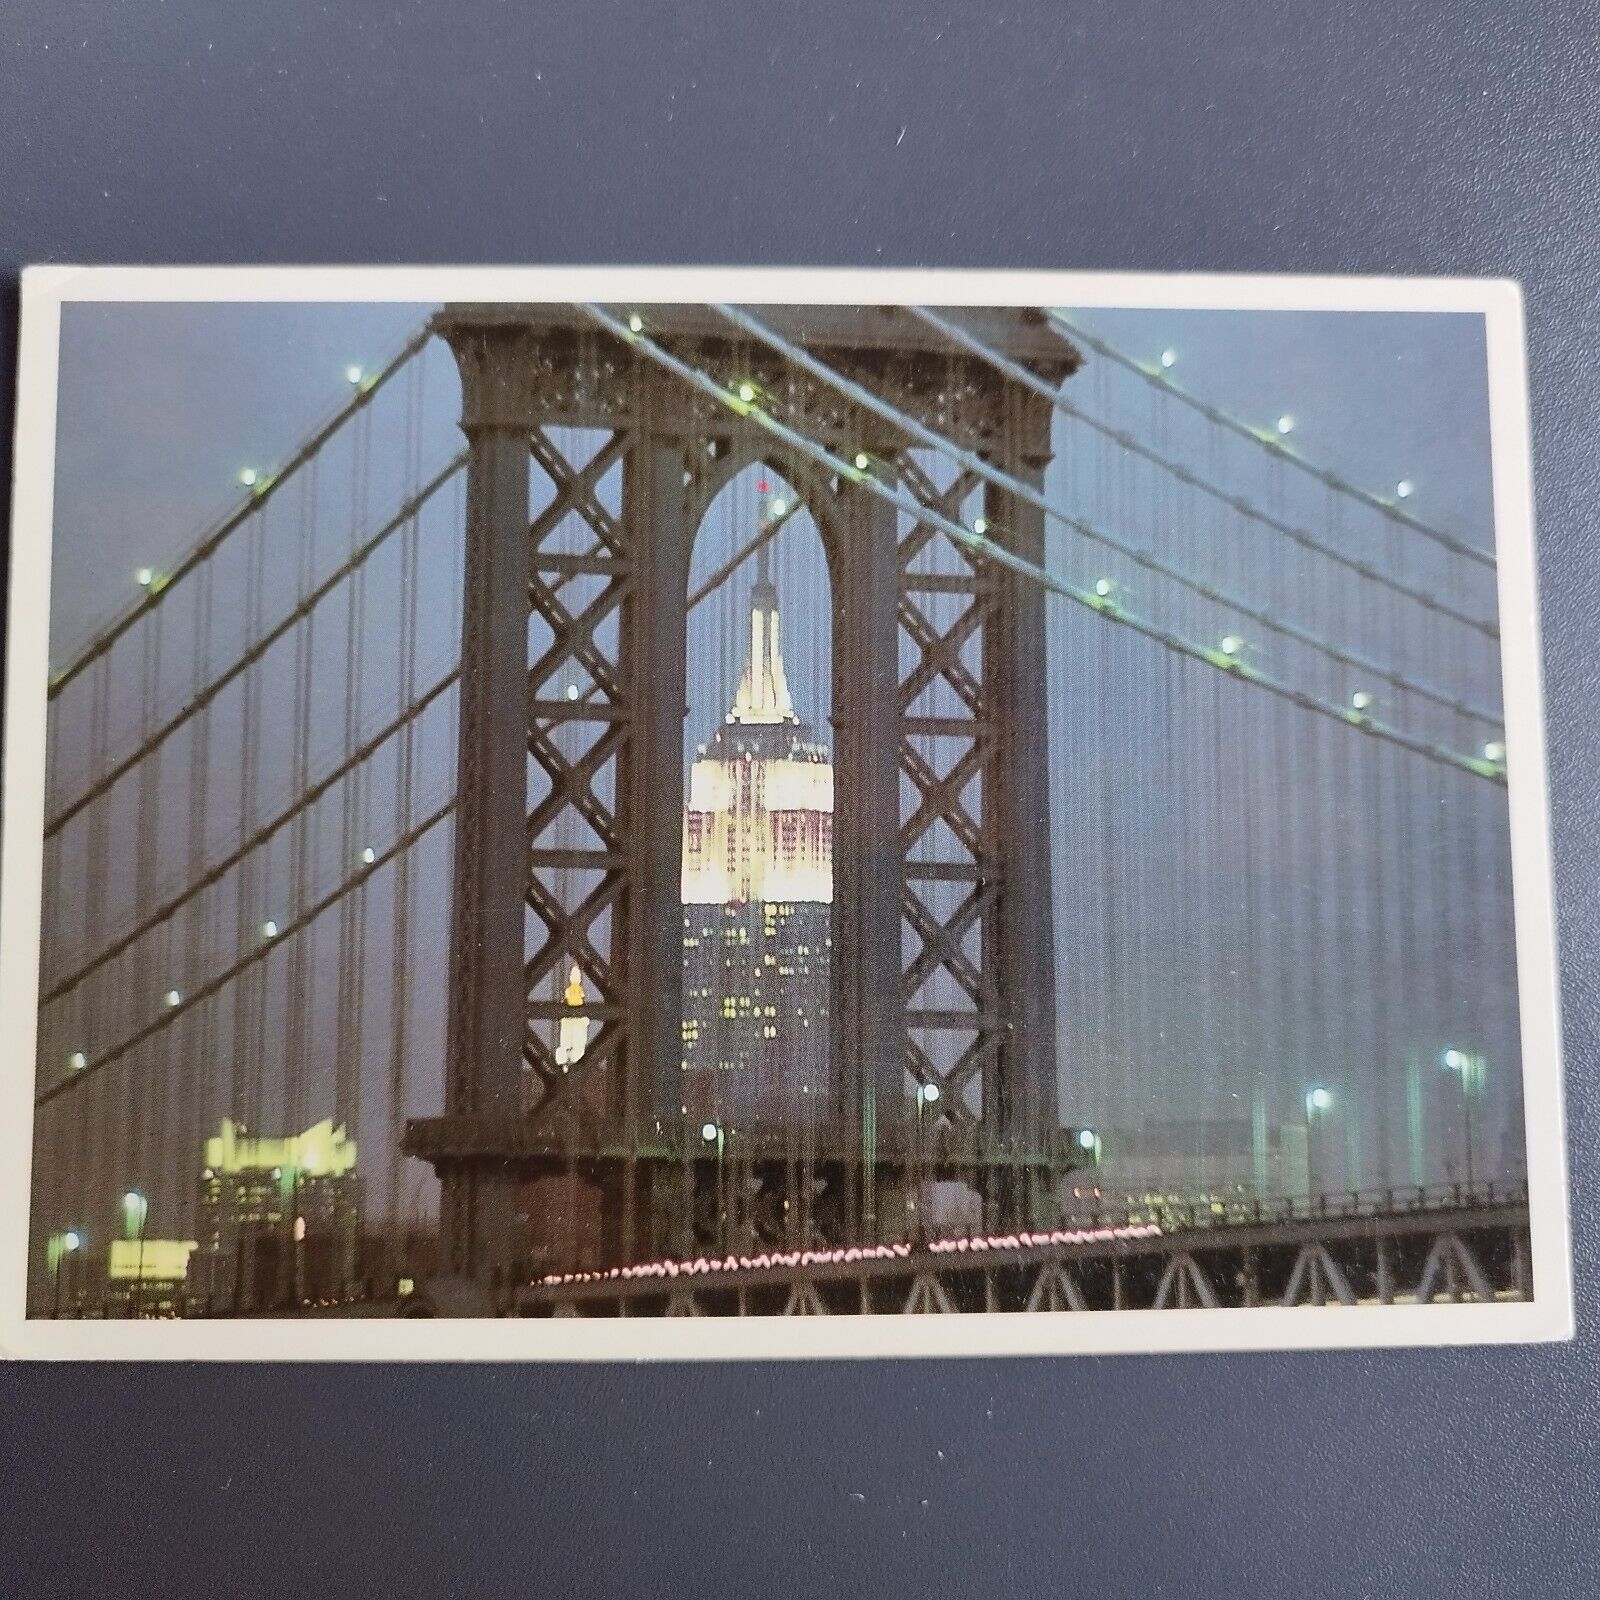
757;479;771;493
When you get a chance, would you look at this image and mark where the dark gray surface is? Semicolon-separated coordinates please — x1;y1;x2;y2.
1;2;1594;1594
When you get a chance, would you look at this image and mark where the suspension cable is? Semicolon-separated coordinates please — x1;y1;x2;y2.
36;798;457;1107
686;499;803;610
1046;311;1497;569
44;453;467;840
41;669;459;1007
913;307;1497;634
584;305;1503;784
49;322;437;699
719;303;1501;725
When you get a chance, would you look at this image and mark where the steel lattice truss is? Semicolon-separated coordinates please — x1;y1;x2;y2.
523;425;633;1129
896;456;997;1128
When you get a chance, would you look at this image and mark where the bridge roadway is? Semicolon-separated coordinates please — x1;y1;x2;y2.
188;1184;1528;1319
505;1183;1532;1318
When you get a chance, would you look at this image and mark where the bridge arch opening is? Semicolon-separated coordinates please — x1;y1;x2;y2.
681;461;836;1149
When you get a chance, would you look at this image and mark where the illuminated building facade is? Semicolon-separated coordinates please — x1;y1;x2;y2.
681;535;832;1126
193;1117;362;1310
104;1239;197;1319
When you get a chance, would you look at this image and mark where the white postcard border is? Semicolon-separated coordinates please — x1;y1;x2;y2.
0;265;1572;1360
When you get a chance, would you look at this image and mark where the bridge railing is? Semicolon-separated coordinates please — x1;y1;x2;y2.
1066;1179;1529;1236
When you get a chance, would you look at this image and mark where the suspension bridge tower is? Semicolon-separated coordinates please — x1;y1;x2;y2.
404;304;1084;1299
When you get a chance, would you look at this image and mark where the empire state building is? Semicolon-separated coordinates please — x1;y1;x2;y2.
681;535;832;1126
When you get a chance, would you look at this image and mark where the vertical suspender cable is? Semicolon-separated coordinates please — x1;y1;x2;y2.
388;353;424;1280
184;564;217;1261
129;595;164;1233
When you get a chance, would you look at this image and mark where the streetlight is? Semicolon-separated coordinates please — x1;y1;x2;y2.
123;1191;148;1319
1077;1127;1102;1163
914;1084;941;1242
49;1230;83;1318
1441;1048;1483;1191
1305;1088;1334;1204
701;1121;726;1246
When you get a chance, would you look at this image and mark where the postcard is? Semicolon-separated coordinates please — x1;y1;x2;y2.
0;267;1571;1358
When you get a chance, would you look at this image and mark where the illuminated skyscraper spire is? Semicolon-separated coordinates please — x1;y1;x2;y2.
731;530;796;725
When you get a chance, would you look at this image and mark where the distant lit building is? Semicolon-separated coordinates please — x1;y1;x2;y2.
193;1117;361;1310
104;1238;197;1319
681;533;831;1126
1084;1117;1312;1218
